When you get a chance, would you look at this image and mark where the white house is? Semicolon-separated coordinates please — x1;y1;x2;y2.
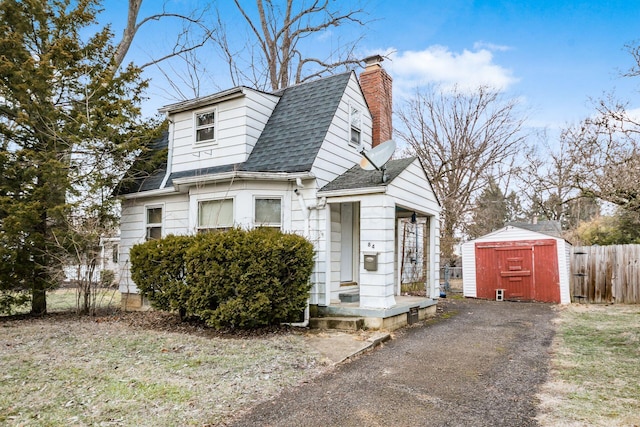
117;56;442;329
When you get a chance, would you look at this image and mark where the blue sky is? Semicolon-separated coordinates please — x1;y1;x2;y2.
104;0;640;132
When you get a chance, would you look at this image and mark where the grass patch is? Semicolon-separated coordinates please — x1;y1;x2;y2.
2;288;121;316
0;313;326;425
537;304;640;426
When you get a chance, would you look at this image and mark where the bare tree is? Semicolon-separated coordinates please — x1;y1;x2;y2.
520;133;600;230
565;96;640;212
397;85;528;263
111;0;214;73
212;0;369;91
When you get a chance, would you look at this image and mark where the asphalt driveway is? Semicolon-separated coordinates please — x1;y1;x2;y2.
228;298;557;427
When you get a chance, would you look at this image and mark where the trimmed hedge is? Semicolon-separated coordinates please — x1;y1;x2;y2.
129;228;314;329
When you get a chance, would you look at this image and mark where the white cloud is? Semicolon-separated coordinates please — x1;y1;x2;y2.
473;41;512;52
625;107;640;122
379;45;519;98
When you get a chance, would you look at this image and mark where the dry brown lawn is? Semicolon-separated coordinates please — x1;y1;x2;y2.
537;303;640;426
0;310;328;426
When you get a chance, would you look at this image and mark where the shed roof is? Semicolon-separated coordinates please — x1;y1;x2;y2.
505;220;563;238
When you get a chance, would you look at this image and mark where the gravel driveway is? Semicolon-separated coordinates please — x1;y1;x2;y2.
228;298;557;427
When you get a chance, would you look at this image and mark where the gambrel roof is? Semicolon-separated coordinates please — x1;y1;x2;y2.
119;73;352;195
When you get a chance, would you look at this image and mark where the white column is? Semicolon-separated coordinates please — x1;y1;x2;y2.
359;195;396;309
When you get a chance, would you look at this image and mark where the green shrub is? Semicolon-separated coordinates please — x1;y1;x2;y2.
129;234;194;316
186;228;314;329
129;228;314;329
0;291;30;315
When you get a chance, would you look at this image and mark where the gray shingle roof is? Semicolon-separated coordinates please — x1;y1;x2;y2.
242;72;351;172
116;131;169;195
506;220;563;238
319;157;416;192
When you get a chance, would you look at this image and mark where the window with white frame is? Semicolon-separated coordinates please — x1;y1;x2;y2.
146;206;162;240
195;109;216;144
349;104;361;146
198;199;234;232
254;197;282;228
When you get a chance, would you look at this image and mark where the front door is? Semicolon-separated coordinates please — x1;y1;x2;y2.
340;202;359;284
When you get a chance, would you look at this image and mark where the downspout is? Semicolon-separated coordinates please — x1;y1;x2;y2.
159;115;174;189
294;187;310;236
293;182;311;327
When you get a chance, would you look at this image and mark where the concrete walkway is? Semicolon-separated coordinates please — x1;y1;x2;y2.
304;330;391;365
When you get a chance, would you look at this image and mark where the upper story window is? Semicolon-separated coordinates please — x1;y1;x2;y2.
254;198;282;229
195;109;216;144
349;104;361;146
146;206;163;240
198;199;234;232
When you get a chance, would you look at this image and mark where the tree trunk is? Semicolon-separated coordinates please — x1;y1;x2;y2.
31;280;47;315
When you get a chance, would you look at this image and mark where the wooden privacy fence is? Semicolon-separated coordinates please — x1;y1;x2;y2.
571;244;640;304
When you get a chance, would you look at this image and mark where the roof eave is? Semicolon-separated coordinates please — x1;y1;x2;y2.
120;187;177;200
318;186;387;198
172;171;315;193
159;87;248;114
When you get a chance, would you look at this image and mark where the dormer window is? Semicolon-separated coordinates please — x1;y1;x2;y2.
349;104;361;146
195;109;216;144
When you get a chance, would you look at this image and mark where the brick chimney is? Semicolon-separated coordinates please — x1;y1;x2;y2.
359;54;392;147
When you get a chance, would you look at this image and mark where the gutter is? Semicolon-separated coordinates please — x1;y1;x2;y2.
172;171;314;192
317;186;387;198
121;187;177;200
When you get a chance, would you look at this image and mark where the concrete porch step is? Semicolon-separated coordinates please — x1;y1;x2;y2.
309;316;365;331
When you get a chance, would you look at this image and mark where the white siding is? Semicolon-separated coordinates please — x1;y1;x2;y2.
461;240;477;298
298;190;327;306
359;195;396;308
461;226;571;304
169;89;278;174
244;91;280;155
119;180;297;295
311;73;372;188
118;193;189;294
558;240;572;304
387;160;440;214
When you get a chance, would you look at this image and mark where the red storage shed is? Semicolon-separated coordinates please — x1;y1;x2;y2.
461;224;571;304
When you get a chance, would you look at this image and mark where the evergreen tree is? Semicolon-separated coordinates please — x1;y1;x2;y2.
466;178;525;239
0;0;153;314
